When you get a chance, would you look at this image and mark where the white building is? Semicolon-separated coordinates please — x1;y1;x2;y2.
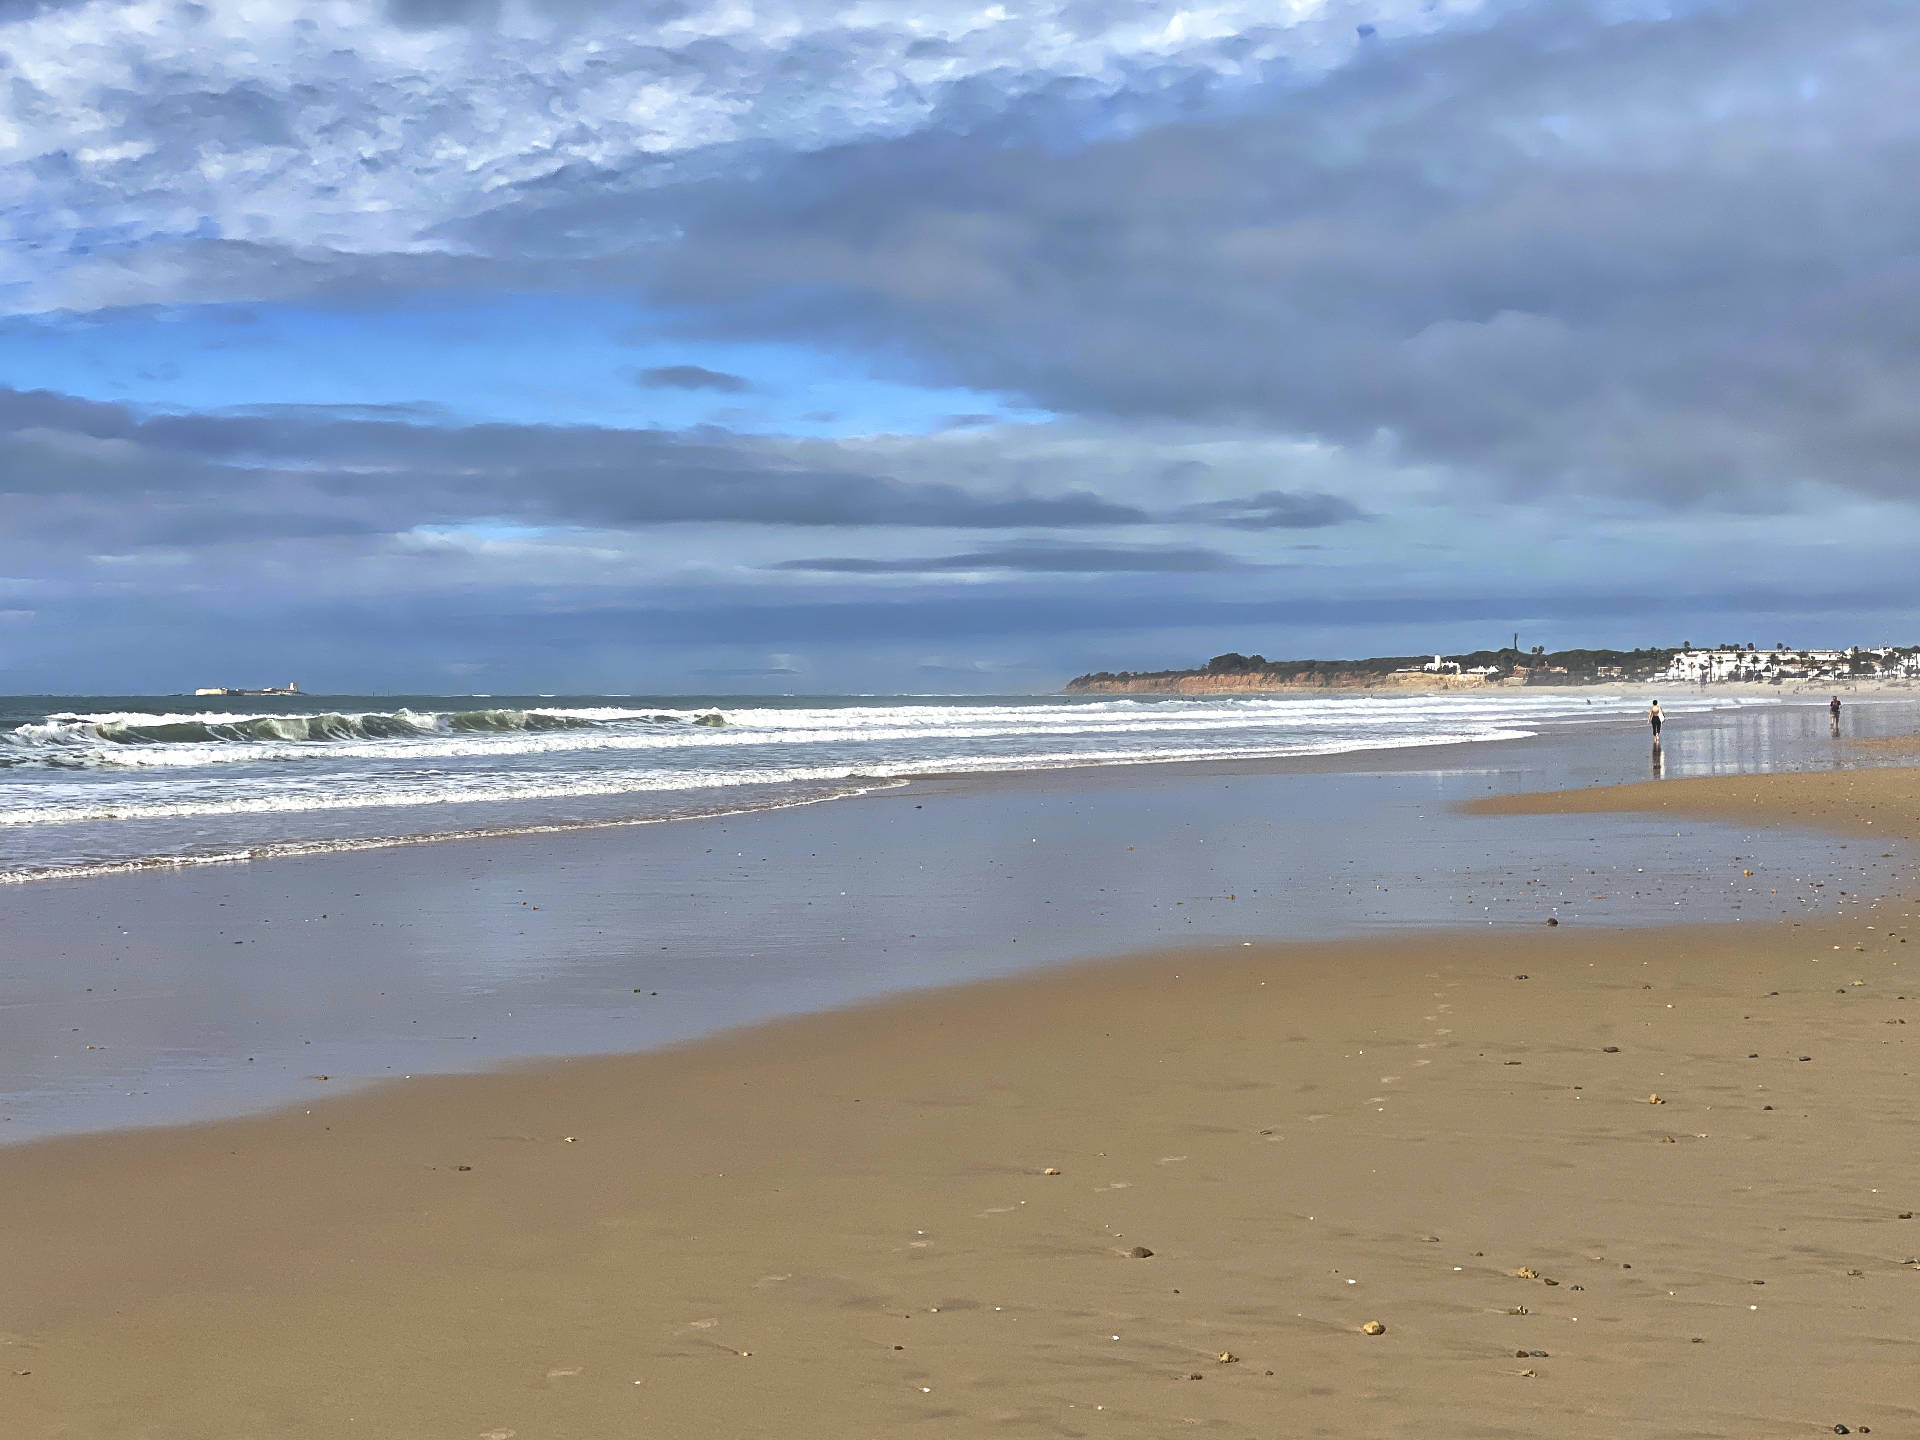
1658;646;1908;684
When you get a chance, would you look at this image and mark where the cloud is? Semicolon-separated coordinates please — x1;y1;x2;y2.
0;0;1459;312
0;386;1151;546
1176;490;1366;529
13;0;1920;522
772;540;1256;574
633;364;750;393
498;0;1920;512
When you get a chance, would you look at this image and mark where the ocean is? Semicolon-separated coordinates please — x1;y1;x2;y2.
4;687;1915;1139
0;687;1836;883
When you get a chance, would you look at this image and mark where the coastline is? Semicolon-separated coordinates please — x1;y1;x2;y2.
5;711;1908;1142
3;765;1918;1436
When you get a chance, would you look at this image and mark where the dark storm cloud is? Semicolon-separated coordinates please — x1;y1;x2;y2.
432;0;1920;511
0;386;1150;544
632;364;751;393
772;540;1254;574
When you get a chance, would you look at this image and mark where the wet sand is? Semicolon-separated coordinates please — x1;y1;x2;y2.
3;767;1919;1437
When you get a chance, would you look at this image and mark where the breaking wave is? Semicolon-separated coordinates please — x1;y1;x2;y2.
0;689;1780;881
0;706;716;765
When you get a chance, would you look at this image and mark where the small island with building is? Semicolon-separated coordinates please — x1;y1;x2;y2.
1066;642;1920;694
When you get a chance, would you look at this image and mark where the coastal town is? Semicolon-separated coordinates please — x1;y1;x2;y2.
1067;642;1920;694
1407;644;1920;685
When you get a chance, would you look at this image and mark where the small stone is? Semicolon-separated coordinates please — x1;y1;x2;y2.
1603;1045;1620;1053
1361;1321;1385;1336
1516;974;1530;980
1514;1268;1538;1280
1042;1167;1061;1176
1834;1426;1849;1435
1129;1246;1155;1259
1187;1372;1204;1381
1690;1336;1705;1344
1217;1351;1239;1364
1648;1094;1665;1105
1899;1212;1913;1220
1526;1350;1548;1358
1542;1278;1560;1286
1545;917;1559;927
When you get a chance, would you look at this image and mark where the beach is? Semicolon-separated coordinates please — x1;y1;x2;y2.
2;718;1918;1436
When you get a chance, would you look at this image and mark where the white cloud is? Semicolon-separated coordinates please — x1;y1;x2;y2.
0;0;1485;311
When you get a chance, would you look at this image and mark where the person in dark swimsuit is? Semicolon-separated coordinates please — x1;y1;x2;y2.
1648;700;1663;740
1830;695;1841;735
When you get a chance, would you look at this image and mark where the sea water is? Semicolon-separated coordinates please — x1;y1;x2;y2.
0;688;1877;881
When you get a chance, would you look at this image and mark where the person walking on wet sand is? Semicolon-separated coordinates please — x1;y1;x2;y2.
1831;694;1842;736
1648;699;1663;742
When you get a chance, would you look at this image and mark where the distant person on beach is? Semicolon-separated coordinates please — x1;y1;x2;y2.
1831;694;1842;735
1648;700;1663;741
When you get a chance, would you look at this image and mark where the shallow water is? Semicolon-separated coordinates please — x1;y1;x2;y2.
2;697;1914;1142
12;686;1905;881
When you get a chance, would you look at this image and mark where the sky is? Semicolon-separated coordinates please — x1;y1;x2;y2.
2;0;1918;694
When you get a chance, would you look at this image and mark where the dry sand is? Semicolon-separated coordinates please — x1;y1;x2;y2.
3;768;1919;1438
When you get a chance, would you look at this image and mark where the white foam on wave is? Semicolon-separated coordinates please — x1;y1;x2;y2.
0;727;1532;828
0;691;1743;773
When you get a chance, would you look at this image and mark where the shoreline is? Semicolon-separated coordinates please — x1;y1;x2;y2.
10;688;1916;889
4;713;1909;1144
3;765;1918;1435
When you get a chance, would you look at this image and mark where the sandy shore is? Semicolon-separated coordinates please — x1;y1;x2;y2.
3;769;1918;1437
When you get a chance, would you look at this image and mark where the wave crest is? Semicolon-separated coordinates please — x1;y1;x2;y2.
2;705;687;756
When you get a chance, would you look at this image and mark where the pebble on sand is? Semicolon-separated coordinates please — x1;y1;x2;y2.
1128;1245;1155;1258
1217;1352;1239;1364
1042;1167;1061;1176
1361;1321;1386;1336
1648;1094;1665;1105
